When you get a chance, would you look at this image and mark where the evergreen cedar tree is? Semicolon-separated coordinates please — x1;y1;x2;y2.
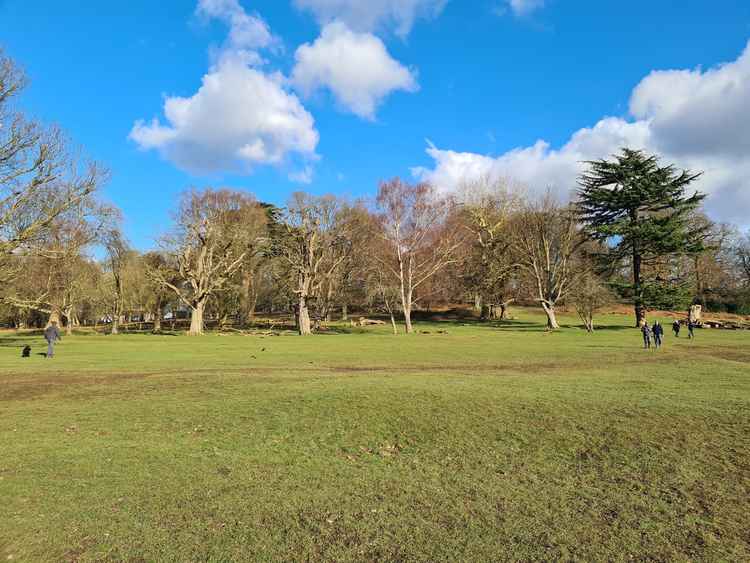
576;148;708;327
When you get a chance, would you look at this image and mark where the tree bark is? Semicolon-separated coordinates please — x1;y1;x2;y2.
499;302;508;320
633;250;645;327
541;301;560;330
403;303;413;334
189;301;205;336
390;312;398;335
152;296;162;334
341;304;348;321
298;296;312;336
64;306;74;336
473;293;482;314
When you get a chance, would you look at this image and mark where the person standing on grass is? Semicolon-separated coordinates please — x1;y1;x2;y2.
653;321;663;349
641;321;652;349
44;321;61;358
687;319;695;340
672;319;681;337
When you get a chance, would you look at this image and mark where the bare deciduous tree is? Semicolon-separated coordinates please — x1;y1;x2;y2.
509;194;583;330
570;272;613;332
153;189;264;336
0;51;105;286
376;178;464;333
278;193;348;335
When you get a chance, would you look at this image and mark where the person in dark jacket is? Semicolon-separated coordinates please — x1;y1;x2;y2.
44;322;61;358
641;321;652;349
687;320;695;340
672;320;681;337
653;321;663;349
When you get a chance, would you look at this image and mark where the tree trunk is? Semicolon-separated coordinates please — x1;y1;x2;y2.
111;314;119;335
403;304;413;334
541;301;560;330
64;306;74;336
189;301;205;336
633;251;645;327
499;302;508;320
390;312;398;335
341;304;348;321
298;296;312;336
473;293;482;314
152;298;162;334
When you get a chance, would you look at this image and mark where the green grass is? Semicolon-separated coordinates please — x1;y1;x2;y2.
1;309;749;562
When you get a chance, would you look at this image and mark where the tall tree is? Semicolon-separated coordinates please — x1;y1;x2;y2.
376;178;464;333
278;193;348;335
154;189;264;336
509;194;583;329
0;51;104;286
577;149;707;326
458;178;522;320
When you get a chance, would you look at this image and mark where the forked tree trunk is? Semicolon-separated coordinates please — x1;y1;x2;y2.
403;304;413;334
189;301;205;336
64;306;74;336
541;301;560;330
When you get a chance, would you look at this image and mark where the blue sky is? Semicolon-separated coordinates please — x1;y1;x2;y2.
2;0;750;249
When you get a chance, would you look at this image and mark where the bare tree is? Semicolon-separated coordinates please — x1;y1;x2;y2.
0;51;105;285
376;178;464;333
153;189;264;336
509;194;583;329
458;178;523;319
277;193;348;335
101;224;130;334
570;272;613;332
734;231;750;288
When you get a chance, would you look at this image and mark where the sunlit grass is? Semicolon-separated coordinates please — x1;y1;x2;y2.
1;309;748;561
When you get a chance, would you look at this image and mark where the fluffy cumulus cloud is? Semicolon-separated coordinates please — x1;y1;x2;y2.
291;22;418;119
130;0;319;179
293;0;447;37
130;60;318;175
413;41;750;224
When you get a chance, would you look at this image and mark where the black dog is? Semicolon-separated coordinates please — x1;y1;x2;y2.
21;345;31;358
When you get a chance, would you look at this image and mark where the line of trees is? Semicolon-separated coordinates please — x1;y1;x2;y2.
3;51;750;335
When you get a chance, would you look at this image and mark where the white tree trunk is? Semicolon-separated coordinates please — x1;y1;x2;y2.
189;301;205;336
542;302;560;330
298;296;312;336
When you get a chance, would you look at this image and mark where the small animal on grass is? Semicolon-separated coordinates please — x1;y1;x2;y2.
21;345;31;358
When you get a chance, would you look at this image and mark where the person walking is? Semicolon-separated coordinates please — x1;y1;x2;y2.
653;321;663;349
687;319;695;340
641;321;652;349
44;321;61;358
672;320;681;337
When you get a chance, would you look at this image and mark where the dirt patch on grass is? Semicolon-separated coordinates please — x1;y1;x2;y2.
0;354;691;404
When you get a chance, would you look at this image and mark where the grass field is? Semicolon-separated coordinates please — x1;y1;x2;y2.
1;309;749;562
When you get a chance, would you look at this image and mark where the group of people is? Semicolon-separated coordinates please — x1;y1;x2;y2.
641;319;695;349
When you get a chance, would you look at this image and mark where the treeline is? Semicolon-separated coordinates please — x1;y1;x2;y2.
2;51;749;335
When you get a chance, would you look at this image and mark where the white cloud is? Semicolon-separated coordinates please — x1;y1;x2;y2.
506;0;545;17
413;40;750;224
291;22;418;119
289;165;315;184
131;1;319;179
130;57;318;175
196;0;279;65
293;0;447;37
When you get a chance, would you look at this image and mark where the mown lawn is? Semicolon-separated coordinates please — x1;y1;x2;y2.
1;309;749;562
